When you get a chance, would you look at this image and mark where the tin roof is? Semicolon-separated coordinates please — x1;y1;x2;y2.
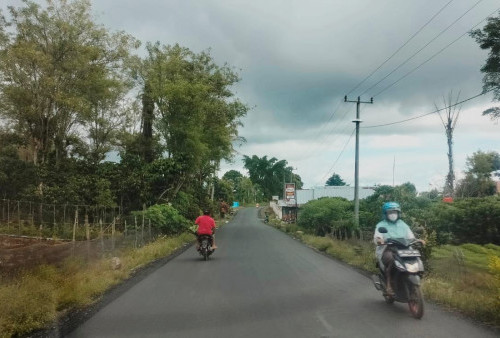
296;186;375;205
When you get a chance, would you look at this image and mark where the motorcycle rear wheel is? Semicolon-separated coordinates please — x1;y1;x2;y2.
408;285;424;319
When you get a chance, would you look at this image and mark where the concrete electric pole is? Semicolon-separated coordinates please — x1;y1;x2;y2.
344;95;373;240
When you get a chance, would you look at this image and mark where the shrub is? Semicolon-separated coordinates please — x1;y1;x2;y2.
171;191;201;220
298;197;353;236
139;204;190;235
428;197;500;245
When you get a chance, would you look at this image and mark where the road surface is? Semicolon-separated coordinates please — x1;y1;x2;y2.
69;207;497;338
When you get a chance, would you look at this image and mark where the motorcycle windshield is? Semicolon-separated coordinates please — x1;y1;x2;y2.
387;237;412;247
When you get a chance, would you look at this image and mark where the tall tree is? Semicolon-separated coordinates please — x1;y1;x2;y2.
435;91;461;197
140;81;155;163
132;42;248;202
326;173;347;186
470;12;500;122
243;155;303;199
0;0;137;166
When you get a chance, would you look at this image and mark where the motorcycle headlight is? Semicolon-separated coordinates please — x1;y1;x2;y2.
405;261;420;273
395;260;406;271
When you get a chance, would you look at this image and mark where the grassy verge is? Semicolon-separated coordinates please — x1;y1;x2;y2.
424;244;500;326
270;221;500;327
0;232;193;337
301;234;377;273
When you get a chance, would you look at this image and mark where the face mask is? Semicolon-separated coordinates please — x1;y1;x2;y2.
387;213;398;222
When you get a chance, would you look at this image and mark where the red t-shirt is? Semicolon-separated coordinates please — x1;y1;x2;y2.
195;215;216;235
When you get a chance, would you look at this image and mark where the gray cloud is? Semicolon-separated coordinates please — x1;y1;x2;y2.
3;0;499;190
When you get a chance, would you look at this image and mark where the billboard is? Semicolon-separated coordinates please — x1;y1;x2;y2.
284;183;296;206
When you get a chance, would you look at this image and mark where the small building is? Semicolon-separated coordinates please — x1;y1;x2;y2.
269;186;375;222
296;186;375;206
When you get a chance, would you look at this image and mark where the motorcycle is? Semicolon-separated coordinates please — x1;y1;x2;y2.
197;234;214;261
372;227;425;319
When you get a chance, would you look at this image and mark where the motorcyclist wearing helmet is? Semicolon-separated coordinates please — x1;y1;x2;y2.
195;209;217;250
373;202;424;296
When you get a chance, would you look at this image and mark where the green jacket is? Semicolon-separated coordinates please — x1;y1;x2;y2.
373;219;415;258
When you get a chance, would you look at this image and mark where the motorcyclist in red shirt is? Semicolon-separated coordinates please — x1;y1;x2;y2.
195;209;217;249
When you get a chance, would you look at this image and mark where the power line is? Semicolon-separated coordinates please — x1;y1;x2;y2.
310;98;344;140
313;105;354;152
316;127;356;187
372;6;500;98
347;0;454;96
362;89;493;128
295;100;353;164
294;1;466;177
360;0;484;97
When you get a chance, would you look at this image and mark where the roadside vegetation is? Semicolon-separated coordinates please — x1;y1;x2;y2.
0;0;499;335
0;232;193;337
266;182;500;327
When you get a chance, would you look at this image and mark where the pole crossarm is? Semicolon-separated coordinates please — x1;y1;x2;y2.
344;95;374;240
344;95;374;104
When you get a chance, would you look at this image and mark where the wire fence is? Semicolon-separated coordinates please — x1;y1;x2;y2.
0;199;155;240
0;199;167;276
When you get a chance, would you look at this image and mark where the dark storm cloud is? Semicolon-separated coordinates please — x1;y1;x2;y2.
82;1;497;131
4;0;498;189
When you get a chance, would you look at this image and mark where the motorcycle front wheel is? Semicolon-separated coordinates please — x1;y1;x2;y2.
384;294;394;304
408;285;424;319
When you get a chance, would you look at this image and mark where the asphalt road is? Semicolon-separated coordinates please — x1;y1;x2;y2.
69;207;497;338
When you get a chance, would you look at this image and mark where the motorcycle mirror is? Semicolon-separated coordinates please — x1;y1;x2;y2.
378;227;388;233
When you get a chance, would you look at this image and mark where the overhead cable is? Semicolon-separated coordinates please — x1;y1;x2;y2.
299;100;353;162
372;6;500;98
347;0;454;96
362;89;493;128
361;0;484;97
316;127;356;187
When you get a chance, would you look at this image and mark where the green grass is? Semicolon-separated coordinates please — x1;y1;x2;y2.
0;232;193;337
301;234;377;273
423;273;500;325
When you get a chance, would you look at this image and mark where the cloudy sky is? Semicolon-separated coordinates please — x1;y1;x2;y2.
6;0;500;192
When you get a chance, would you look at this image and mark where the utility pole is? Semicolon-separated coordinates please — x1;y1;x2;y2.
344;95;373;240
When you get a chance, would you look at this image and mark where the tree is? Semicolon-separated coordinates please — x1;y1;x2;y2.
325;173;347;186
233;176;255;204
140;81;155;163
243;155;303;199
435;91;461;196
470;12;500;122
214;178;234;204
0;0;137;166
0;142;37;199
455;150;500;197
133;42;248;202
222;169;242;180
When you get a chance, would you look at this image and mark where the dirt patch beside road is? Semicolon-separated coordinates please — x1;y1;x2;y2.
0;235;69;274
0;235;109;277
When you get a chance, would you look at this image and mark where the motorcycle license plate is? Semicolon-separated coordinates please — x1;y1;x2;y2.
397;249;421;257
